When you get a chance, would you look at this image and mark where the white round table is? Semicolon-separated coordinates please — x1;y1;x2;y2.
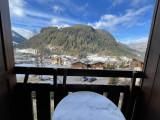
53;91;126;120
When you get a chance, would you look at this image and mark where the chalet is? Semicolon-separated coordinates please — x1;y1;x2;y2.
66;57;70;60
90;62;105;69
81;59;89;63
51;58;59;64
70;57;76;62
56;55;61;59
38;55;44;60
131;58;144;71
71;61;87;69
124;64;130;69
52;57;69;65
61;58;68;65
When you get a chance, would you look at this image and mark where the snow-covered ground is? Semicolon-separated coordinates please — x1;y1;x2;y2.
15;63;70;68
16;48;37;54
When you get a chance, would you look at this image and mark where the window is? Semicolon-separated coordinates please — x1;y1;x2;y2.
9;0;155;84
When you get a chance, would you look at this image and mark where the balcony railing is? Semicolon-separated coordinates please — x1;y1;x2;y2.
13;67;144;120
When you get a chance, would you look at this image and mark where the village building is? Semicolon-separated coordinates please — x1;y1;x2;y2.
51;58;59;64
131;58;144;71
71;61;87;69
38;55;44;60
61;58;68;65
56;55;61;59
124;64;130;69
66;57;70;60
81;59;89;63
52;57;69;65
90;62;105;69
70;57;76;62
71;61;105;69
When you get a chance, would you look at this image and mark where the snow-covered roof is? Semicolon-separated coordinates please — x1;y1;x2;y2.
71;61;85;64
61;58;68;61
89;61;105;65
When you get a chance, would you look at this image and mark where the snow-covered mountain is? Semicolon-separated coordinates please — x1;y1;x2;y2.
12;30;27;46
122;37;148;54
122;39;147;54
130;44;147;54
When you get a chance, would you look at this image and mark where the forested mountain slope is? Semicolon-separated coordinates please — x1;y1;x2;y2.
16;24;137;57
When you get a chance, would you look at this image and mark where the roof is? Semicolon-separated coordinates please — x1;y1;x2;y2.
81;58;89;62
71;61;84;65
132;57;144;63
72;60;105;65
52;58;58;60
61;58;68;61
89;61;105;65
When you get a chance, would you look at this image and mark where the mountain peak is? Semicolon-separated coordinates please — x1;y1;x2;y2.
12;30;27;45
16;25;136;57
73;24;92;28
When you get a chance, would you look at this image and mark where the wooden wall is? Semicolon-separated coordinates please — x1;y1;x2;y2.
139;0;160;120
71;62;87;69
0;26;6;72
90;63;104;69
0;0;17;120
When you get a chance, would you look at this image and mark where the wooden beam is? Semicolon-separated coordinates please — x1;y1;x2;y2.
14;67;144;78
107;91;120;106
36;90;51;120
0;0;17;95
16;83;128;93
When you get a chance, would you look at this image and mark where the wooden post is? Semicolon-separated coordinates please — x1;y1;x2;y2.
126;72;137;120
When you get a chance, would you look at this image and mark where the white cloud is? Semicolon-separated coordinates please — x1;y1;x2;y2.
122;37;148;46
24;10;52;19
53;5;64;13
10;6;82;26
11;17;51;29
131;0;148;7
12;27;35;39
110;0;150;8
51;19;59;24
78;3;88;12
9;3;82;33
9;0;26;17
112;0;124;7
9;0;82;26
8;0;84;36
54;0;88;13
50;18;70;28
52;23;70;28
58;24;70;28
89;5;152;31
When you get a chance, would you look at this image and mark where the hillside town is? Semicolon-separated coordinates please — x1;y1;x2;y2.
15;48;144;85
15;48;143;69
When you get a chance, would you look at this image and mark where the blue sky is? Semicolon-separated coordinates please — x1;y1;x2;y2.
9;0;155;45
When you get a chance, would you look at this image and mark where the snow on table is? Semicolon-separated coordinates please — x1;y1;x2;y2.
52;91;126;120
